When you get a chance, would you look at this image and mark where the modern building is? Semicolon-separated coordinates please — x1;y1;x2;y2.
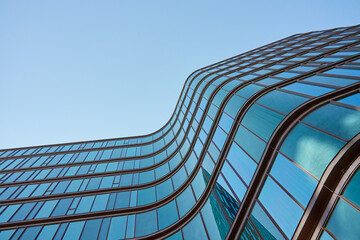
0;24;359;240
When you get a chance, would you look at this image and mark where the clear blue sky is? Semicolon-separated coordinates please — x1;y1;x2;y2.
1;1;359;149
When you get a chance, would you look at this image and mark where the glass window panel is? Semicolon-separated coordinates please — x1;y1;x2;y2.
192;169;208;200
108;216;127;240
135;210;158;237
37;224;59;240
303;104;360;141
236;84;264;99
75;196;95;214
291;66;317;72
219;113;233;133
338;93;360;107
158;200;179;230
259;178;304;238
226;142;256;185
221;162;247;201
274;72;299;79
66;179;82;193
320;231;335;240
11;202;36;221
156;178;173;200
282;82;334;97
182;214;208;240
270;154;317;207
172;167;187;190
165;231;183;240
177;186;196;217
257;77;282;86
137;187;156;206
326;198;360;240
0;230;15;240
250;203;285;240
35;200;58;219
224;95;246;118
304;75;357;87
280;124;345;179
324;68;360;77
119;174;132;187
213;127;228;150
242;104;284;142
80;219;102;240
234;126;266;163
139;170;154;184
91;194;109;212
19;226;42;240
201;196;229;240
343;169;360;208
155;164;170;180
114;191;131;209
256;90;308;115
63;221;85;240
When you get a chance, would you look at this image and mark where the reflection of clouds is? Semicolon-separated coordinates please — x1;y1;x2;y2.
342;113;360;139
290;125;345;179
296;136;337;179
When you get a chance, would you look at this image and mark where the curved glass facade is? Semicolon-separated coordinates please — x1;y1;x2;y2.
0;24;359;239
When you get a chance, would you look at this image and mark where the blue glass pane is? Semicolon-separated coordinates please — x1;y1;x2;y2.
19;226;42;240
63;221;85;240
213;127;228;150
224;95;246;118
326;198;360;240
80;219;102;240
320;231;335;240
338;93;360;107
259;177;303;238
201;194;229;239
324;68;360;77
280;124;345;179
343;169;360;208
303;104;360;141
177;186;196;217
158;200;179;230
304;75;357;87
165;231;183;240
270;154;317;207
135;210;157;237
256;90;308;115
0;204;20;222
250;203;285;240
221;161;246;201
156;178;173;200
108;216;127;240
0;230;15;240
37;224;59;240
240;220;263;240
257;77;282;86
137;187;156;206
234;126;266;163
282;82;334;97
182;214;208;240
242;104;284;142
274;72;299;79
236;84;264;99
192;169;208;200
226;142;256;185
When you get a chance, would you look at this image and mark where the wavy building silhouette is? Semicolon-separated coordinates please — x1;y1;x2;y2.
0;24;360;239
